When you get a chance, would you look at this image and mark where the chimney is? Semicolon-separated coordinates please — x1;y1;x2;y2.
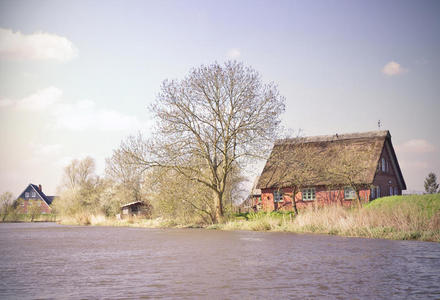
39;184;42;192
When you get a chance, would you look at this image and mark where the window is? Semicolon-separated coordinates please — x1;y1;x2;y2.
390;186;393;196
344;187;356;200
31;191;36;198
302;188;316;201
377;186;381;198
25;192;29;198
394;187;398;195
381;158;386;172
371;187;376;199
273;191;283;202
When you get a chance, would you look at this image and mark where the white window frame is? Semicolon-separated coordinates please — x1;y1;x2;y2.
31;191;36;198
273;190;283;202
344;187;356;200
302;188;316;201
25;192;29;198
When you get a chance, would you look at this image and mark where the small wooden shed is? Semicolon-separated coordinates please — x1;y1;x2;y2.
120;201;150;218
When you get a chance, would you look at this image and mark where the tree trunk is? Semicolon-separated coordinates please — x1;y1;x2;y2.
355;189;362;209
292;187;299;215
214;191;224;223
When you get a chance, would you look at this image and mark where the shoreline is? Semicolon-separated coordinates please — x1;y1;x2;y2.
2;217;438;242
2;194;439;242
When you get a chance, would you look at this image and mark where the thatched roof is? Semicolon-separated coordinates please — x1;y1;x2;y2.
257;130;405;189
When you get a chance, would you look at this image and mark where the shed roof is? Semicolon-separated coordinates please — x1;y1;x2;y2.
121;201;144;209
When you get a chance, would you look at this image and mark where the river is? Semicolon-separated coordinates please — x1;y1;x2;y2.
0;223;439;299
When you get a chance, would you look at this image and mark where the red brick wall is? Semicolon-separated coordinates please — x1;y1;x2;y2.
17;199;52;214
260;186;371;212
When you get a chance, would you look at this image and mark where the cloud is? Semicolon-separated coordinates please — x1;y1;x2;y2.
1;86;147;132
0;28;78;62
33;143;62;156
0;98;14;107
53;99;145;131
0;86;63;111
227;48;241;59
382;61;407;76
397;139;436;154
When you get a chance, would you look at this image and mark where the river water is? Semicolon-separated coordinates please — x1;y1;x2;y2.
0;223;439;299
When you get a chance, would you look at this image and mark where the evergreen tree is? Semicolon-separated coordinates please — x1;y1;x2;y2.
424;172;439;194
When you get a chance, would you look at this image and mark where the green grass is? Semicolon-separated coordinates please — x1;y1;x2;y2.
0;213;57;222
366;194;440;217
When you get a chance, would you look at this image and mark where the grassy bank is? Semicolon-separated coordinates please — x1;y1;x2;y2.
213;194;440;242
1;213;57;223
54;194;440;242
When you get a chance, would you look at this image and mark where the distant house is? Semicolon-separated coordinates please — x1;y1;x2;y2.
257;130;406;211
16;184;55;214
120;201;151;218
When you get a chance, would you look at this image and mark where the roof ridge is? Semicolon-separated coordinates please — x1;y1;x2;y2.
276;130;389;145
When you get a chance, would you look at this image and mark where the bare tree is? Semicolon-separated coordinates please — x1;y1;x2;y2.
62;157;96;191
123;61;285;222
55;157;104;217
0;192;15;221
28;200;41;222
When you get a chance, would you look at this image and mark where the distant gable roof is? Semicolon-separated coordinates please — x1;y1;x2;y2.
257;130;406;190
17;184;56;206
30;184;55;205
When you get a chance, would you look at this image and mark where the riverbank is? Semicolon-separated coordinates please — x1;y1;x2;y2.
214;194;440;242
54;194;440;242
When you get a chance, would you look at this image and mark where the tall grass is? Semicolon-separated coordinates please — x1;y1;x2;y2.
217;194;440;242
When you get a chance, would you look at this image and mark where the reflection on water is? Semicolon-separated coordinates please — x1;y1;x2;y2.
0;223;439;299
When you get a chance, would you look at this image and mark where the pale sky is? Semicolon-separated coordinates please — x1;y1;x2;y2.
0;0;439;196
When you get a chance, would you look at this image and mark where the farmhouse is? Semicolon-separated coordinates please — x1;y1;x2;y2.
256;130;406;211
16;184;55;214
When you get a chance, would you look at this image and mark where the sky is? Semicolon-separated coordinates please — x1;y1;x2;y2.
0;0;439;196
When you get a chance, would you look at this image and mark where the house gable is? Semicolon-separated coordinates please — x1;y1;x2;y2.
383;138;406;190
16;184;54;211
